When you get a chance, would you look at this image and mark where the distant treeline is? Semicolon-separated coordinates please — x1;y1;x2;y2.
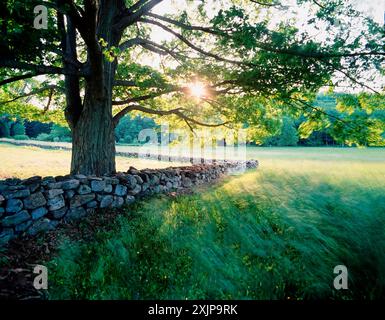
0;113;158;145
1;94;384;146
262;117;339;147
0;112;340;147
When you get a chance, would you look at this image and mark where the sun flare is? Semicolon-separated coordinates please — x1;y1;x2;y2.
188;81;206;98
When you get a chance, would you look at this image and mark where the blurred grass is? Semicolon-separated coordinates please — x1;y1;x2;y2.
47;151;385;300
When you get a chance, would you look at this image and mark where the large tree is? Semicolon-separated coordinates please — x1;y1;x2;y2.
0;0;384;175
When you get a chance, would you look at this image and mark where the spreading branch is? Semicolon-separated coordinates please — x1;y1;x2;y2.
44;87;55;112
289;97;356;130
250;0;279;6
113;104;228;128
145;13;385;59
0;73;40;87
139;18;249;67
0;85;61;104
119;37;182;60
145;13;223;35
113;80;137;87
0;59;83;77
114;0;164;31
112;88;176;106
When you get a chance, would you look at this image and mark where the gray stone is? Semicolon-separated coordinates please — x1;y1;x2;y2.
64;190;76;199
31;207;48;220
0;228;14;245
142;183;149;192
128;184;142;196
114;184;127;196
47;195;65;211
88;176;103;181
27;218;58;236
110;178;120;185
128;166;139;174
15;220;33;233
91;180;106;192
103;184;113;193
6;198;23;213
152;185;161;193
102;177;113;184
0;194;5;205
2;210;30;227
3;188;30;200
62;179;80;190
70;193;95;208
73;174;87;179
65;207;87;221
23;192;47;210
49;207;67;220
182;177;193;188
103;176;119;185
125;195;135;205
41;176;56;186
47;181;63;189
98;195;113;208
5;178;20;186
86;201;98;208
73;174;88;183
166;181;173;189
0;207;4;218
150;174;160;185
112;196;124;208
139;173;149;183
7;185;26;191
122;174;137;188
133;175;143;184
55;175;69;182
77;184;92;195
28;183;40;193
45;188;64;199
23;176;42;184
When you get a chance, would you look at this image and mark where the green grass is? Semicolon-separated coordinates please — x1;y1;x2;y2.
47;151;385;300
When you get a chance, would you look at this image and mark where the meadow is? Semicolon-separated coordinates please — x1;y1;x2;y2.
1;142;385;299
31;144;383;300
0;142;185;179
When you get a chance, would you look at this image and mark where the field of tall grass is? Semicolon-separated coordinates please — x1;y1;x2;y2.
46;149;385;300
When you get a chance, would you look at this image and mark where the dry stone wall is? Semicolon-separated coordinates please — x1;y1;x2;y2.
0;160;258;245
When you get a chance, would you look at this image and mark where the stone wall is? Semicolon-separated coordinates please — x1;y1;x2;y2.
0;160;258;245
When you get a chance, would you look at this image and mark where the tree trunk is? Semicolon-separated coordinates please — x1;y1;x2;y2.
70;83;116;176
65;1;123;176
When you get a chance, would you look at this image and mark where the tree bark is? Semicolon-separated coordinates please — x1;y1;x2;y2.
70;48;119;175
62;0;136;175
70;79;116;176
67;0;123;176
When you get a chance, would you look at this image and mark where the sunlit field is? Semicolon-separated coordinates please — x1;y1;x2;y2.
28;144;384;300
0;142;185;179
2;141;385;299
2;139;385;179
